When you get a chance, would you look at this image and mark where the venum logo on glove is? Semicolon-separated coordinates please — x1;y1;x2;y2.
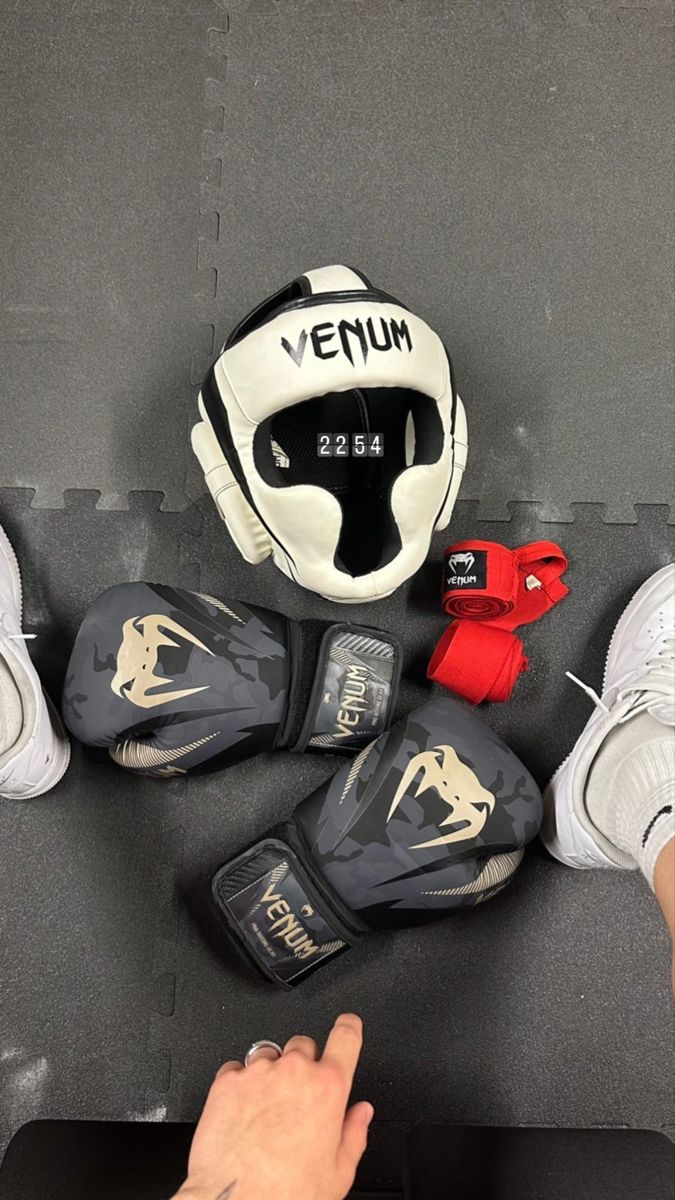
111;614;213;708
307;628;398;750
219;851;350;985
281;315;413;368
212;696;544;987
333;662;371;740
259;877;323;962
63;583;401;775
386;745;496;850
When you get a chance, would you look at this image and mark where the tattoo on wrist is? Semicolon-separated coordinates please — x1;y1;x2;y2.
216;1184;236;1200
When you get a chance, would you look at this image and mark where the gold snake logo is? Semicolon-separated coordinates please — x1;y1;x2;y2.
387;744;495;850
111;614;214;709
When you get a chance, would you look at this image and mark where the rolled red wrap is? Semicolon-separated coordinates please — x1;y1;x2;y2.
442;539;569;630
427;621;529;704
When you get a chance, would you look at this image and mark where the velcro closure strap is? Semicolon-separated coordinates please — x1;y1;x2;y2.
428;621;529;704
212;838;358;988
514;541;570;621
287;623;401;753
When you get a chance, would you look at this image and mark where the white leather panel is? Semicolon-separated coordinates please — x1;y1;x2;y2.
216;300;447;425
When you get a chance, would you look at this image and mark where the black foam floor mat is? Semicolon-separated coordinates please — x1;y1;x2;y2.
0;492;201;1158
2;0;674;520
1;0;674;1193
1;2;211;511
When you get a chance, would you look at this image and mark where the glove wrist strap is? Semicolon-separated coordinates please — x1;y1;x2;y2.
212;835;361;988
282;621;401;753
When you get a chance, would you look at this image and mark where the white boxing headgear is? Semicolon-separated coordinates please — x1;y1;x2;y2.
191;265;467;602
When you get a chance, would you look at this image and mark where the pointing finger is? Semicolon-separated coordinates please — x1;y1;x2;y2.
322;1013;363;1085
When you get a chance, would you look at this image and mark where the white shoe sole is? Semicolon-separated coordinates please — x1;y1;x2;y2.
0;522;23;617
541;718;621;869
23;691;72;799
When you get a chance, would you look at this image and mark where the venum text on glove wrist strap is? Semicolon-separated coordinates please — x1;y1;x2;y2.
212;838;362;988
283;622;401;753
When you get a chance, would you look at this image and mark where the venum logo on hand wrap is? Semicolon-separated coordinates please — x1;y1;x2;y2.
387;745;496;850
448;552;475;575
282;315;413;367
445;549;487;589
111;614;213;708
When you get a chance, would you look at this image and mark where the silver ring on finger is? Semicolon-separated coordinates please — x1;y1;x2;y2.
244;1040;283;1067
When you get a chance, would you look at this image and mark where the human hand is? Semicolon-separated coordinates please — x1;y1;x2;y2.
173;1012;374;1200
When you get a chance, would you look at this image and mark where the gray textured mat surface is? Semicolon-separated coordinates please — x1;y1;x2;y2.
0;492;201;1159
3;0;674;518
1;0;674;1193
2;2;208;510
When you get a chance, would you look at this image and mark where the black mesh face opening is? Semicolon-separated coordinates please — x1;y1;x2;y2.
253;387;444;577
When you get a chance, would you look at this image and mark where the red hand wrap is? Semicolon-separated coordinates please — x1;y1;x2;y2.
427;621;529;704
442;538;569;630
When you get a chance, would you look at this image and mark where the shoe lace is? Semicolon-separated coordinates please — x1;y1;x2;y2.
566;636;675;722
8;633;37;640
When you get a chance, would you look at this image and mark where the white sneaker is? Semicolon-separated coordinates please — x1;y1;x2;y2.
0;522;70;799
541;563;675;869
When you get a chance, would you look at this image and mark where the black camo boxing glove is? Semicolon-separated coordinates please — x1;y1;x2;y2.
61;582;400;774
212;694;543;986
